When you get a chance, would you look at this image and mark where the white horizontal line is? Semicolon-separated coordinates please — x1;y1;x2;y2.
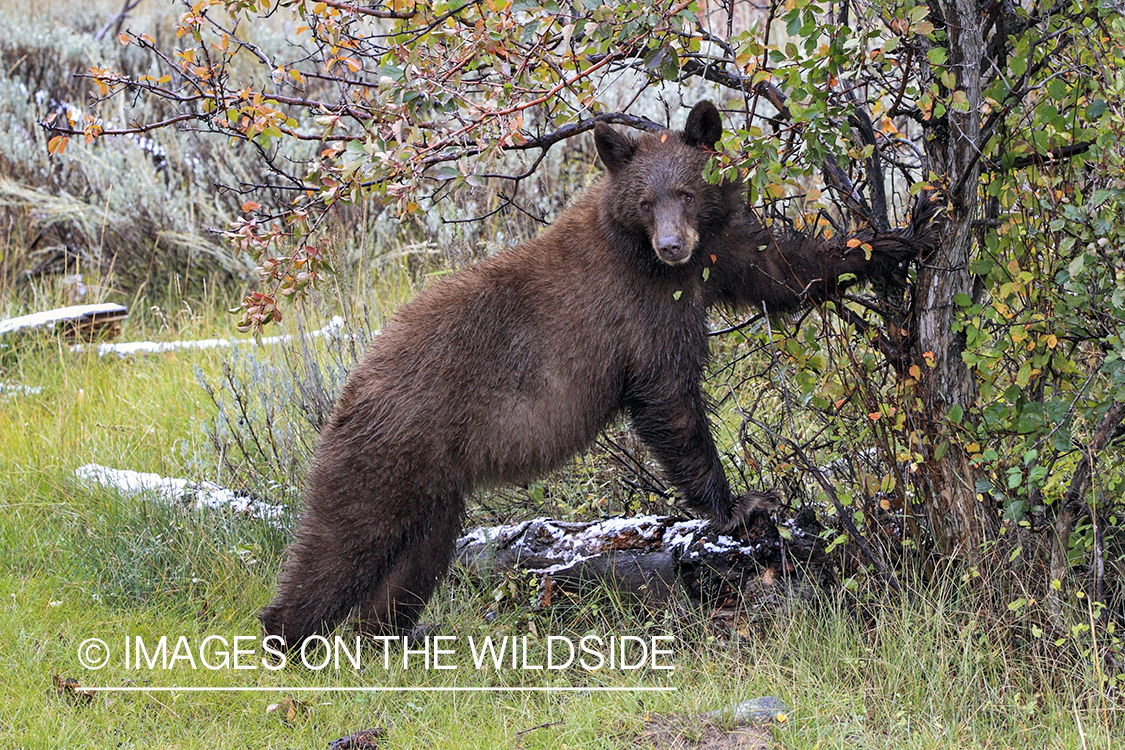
83;686;676;693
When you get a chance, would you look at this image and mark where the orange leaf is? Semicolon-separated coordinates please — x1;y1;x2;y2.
847;238;862;248
47;135;68;155
710;254;717;263
909;364;921;379
242;201;261;212
868;412;882;421
118;32;130;45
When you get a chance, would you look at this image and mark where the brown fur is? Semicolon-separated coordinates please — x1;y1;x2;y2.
706;192;942;314
260;102;940;647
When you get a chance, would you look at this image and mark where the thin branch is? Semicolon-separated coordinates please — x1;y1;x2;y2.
41;112;202;137
317;0;418;19
988;141;1094;172
94;0;142;42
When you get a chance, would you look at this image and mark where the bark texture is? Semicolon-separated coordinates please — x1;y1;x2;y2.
914;0;992;557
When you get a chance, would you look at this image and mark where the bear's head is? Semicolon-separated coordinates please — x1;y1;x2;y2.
594;101;729;268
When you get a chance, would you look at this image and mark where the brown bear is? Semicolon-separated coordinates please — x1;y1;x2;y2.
260;101;940;647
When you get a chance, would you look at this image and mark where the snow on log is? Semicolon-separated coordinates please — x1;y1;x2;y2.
74;463;285;523
71;315;347;357
454;511;826;603
0;303;128;341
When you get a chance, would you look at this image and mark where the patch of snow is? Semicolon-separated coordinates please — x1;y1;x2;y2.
460;515;722;558
458;521;524;548
72;316;348;357
0;303;128;337
782;517;809;538
527;553;596;575
662;519;709;553
0;382;43;399
583;515;662;534
74;463;284;523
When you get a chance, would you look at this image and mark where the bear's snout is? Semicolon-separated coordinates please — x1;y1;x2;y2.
655;234;689;265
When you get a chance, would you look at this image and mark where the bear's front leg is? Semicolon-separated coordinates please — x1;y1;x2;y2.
623;374;764;530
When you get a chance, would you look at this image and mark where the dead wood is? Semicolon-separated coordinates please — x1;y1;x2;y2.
454;508;828;605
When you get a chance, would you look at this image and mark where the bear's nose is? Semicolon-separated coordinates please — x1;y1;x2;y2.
657;236;683;258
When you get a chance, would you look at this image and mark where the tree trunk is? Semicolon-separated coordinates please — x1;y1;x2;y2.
914;0;993;557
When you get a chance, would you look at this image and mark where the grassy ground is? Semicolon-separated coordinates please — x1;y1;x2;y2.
0;285;1120;749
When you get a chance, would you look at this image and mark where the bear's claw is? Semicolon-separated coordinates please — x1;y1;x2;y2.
716;489;781;533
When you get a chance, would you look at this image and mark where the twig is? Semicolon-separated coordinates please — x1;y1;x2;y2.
317;0;417;19
41;113;201;138
94;0;142;42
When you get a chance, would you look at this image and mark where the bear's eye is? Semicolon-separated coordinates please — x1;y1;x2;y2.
682;193;694;204
639;200;651;211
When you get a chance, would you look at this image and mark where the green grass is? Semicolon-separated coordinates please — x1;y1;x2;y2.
0;292;1120;749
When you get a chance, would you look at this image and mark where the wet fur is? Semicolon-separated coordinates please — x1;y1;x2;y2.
260;102;941;647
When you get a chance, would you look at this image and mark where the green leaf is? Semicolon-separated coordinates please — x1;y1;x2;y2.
1047;78;1068;101
1010;53;1027;77
643;45;680;81
430;165;460;180
1068;255;1085;277
1087;99;1108;119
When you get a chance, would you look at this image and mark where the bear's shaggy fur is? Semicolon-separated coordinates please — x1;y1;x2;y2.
260;102;940;647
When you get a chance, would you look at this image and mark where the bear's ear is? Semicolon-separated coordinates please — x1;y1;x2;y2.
683;101;723;149
594;122;637;174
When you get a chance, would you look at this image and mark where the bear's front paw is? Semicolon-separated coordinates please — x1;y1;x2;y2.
714;489;780;533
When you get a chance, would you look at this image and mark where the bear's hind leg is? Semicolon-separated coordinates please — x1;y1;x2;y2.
260;513;406;649
354;493;465;636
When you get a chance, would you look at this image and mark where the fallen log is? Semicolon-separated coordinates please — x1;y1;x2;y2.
454;508;828;604
71;315;346;357
74;463;285;523
0;303;128;341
